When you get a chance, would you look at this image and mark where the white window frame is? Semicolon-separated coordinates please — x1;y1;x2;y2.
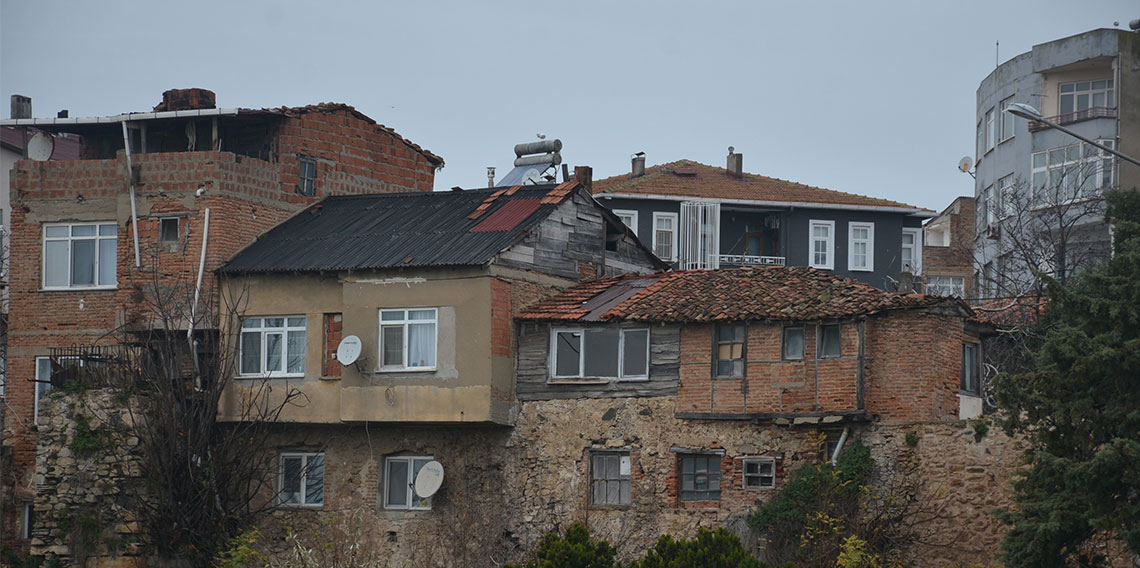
42;222;118;290
239;316;307;377
1000;97;1016;142
652;212;679;262
1031;141;1115;206
1059;79;1114;115
983;184;997;226
997;175;1015;219
612;209;638;237
278;452;324;507
379;308;438;372
590;450;632;506
550;327;650;381
808;220;834;270
847;222;874;272
901;227;922;274
925;276;965;298
984;107;996;152
742;457;776;490
383;455;434;510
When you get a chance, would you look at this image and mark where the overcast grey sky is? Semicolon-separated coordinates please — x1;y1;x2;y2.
2;1;1135;210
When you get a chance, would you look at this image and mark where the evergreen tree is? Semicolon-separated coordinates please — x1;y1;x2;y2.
994;189;1140;567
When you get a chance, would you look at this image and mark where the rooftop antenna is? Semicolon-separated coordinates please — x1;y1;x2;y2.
995;40;999;69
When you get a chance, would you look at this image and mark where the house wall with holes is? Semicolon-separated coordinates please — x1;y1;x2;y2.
1;91;439;550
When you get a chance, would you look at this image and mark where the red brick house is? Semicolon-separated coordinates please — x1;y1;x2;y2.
922;196;976;298
0;89;441;547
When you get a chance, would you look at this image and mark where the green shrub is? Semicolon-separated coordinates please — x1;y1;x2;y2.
904;431;919;447
504;523;618;568
629;527;764;568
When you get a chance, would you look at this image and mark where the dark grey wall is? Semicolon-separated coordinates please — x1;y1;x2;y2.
516;322;680;400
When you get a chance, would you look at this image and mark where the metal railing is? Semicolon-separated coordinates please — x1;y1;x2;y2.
1028;107;1116;132
717;254;786;267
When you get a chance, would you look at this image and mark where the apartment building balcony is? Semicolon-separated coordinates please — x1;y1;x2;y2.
1029;106;1116;132
717;254;786;267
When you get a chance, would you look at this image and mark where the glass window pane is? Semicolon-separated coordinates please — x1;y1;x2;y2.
98;238;117;286
282;456;302;505
555;331;581;377
72;225;96;237
622;330;648;378
619;480;631;504
583;328;619;377
71;240;95;286
409;309;435;321
287;317;305;327
1076;81;1090;91
1076;93;1089;110
243;318;261;328
265;333;283;372
682;457;694;474
240;332;261;374
386;460;408;507
45;225;68;238
1060;83;1074;93
593;481;606;505
382;326;404;367
820;325;841;357
1092;92;1105;108
287;330;306;374
1060;95;1073;115
407;322;436;368
784;328;804;359
305;455;324;505
44;240;69;287
264;317;284;328
99;224;117;236
381;310;404;321
592;455;604;480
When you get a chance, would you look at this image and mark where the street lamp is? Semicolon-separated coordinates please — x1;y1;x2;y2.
1005;103;1140;167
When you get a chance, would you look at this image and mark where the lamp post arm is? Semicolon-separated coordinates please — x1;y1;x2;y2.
1032;115;1140;168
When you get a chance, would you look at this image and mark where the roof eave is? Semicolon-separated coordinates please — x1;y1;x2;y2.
596;192;934;218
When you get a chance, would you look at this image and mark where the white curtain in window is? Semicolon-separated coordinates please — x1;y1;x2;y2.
408;322;436;368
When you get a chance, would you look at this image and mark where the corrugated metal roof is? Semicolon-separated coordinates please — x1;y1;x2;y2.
219;185;575;274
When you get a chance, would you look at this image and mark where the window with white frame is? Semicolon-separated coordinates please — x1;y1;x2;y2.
983;185;996;225
925;276;965;298
679;453;722;501
612;209;638;236
380;308;437;371
847;222;874;272
383;455;434;510
652;212;678;262
997;175;1015;218
240;317;306;377
552;327;649;380
1059;80;1114;115
901;228;922;274
808;220;834;270
985;108;996;152
590;451;632;506
279;452;324;507
1032;141;1115;205
1000;97;1016;142
43;222;118;289
742;457;776;489
818;324;842;358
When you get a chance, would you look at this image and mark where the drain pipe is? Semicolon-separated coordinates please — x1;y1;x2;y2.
188;208;211;389
830;426;849;466
121;121;141;268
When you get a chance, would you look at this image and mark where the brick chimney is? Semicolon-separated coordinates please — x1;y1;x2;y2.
727;148;743;179
574;166;593;192
154;88;217;112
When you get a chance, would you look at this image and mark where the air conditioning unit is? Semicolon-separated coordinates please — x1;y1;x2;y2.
985;224;1001;239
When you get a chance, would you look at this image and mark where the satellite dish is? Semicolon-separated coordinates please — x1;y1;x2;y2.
414;460;444;498
957;156;973;173
27;132;55;161
336;335;362;365
522;167;543;184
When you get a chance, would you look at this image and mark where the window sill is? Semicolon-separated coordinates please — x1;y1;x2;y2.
376;367;438;373
548;378;611;385
999;136;1014;145
809;265;833;271
589;504;632;511
957;391;982;398
277;503;323;510
236;373;307;380
39;286;118;293
849;267;873;272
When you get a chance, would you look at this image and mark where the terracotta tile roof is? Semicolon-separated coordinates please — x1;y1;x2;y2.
519;267;971;323
265;102;444;167
592;160;931;213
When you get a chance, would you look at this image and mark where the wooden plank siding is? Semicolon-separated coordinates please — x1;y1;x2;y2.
516;323;681;400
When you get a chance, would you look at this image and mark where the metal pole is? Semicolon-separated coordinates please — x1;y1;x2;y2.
121;121;142;267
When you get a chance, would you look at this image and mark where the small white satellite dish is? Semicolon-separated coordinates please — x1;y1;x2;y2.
414;460;444;498
957;156;973;173
336;335;362;366
522;167;543;184
27;132;55;161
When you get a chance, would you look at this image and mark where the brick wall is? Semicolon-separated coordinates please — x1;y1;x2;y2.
924;197;976;296
865;311;963;423
322;313;344;377
2;109;438;546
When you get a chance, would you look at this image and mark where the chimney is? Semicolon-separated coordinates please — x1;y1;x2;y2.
486;166;496;188
154;88;217;112
726;147;743;179
574;166;593;192
631;152;646;178
11;95;31;119
57;109;69;118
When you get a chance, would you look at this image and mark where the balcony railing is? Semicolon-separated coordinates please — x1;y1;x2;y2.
1029;107;1116;132
718;254;786;267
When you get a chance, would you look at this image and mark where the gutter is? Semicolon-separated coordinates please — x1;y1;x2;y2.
596;192;935;218
0;108;240;127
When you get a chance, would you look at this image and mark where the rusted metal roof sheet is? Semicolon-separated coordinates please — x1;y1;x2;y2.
219;184;576;274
